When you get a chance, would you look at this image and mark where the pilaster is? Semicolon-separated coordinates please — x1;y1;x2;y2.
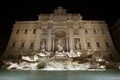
34;27;41;51
69;26;73;51
79;26;86;50
47;26;52;52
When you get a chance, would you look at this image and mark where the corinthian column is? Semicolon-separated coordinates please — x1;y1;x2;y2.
79;26;86;50
66;37;69;52
69;26;73;51
52;36;55;52
47;26;52;52
34;27;41;52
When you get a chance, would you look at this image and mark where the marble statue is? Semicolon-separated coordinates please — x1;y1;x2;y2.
75;39;80;50
56;39;64;52
40;41;46;50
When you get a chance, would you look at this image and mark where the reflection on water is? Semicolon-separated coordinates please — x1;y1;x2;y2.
0;69;120;80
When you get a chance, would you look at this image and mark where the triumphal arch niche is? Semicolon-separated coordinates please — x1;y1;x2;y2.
36;7;83;52
5;7;116;56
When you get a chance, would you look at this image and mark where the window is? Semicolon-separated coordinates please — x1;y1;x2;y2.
21;42;24;48
85;29;88;33
94;29;96;34
96;42;100;48
33;29;36;34
16;29;19;33
102;29;105;34
30;42;34;49
87;42;91;48
25;29;27;34
106;42;109;48
12;42;16;48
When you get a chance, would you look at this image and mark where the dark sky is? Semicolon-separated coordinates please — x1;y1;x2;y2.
0;0;120;40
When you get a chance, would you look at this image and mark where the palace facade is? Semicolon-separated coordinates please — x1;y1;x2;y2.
4;7;116;57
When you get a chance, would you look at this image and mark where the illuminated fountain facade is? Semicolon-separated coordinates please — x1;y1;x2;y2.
3;7;118;70
5;7;115;57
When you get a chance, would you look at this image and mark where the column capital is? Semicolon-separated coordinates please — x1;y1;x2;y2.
51;35;55;37
48;21;53;27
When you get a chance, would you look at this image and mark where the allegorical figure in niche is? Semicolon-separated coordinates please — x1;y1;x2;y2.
75;39;80;50
56;39;64;52
40;41;46;50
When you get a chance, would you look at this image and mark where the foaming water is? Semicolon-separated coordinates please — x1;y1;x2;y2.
3;51;119;70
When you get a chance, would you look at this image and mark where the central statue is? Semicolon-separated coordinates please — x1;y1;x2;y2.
56;39;64;52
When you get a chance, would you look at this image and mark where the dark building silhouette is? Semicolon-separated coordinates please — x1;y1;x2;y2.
111;19;120;53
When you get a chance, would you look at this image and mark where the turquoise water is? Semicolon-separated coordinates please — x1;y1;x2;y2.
0;69;120;80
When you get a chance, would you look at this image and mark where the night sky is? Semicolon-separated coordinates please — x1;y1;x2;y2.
0;0;120;54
